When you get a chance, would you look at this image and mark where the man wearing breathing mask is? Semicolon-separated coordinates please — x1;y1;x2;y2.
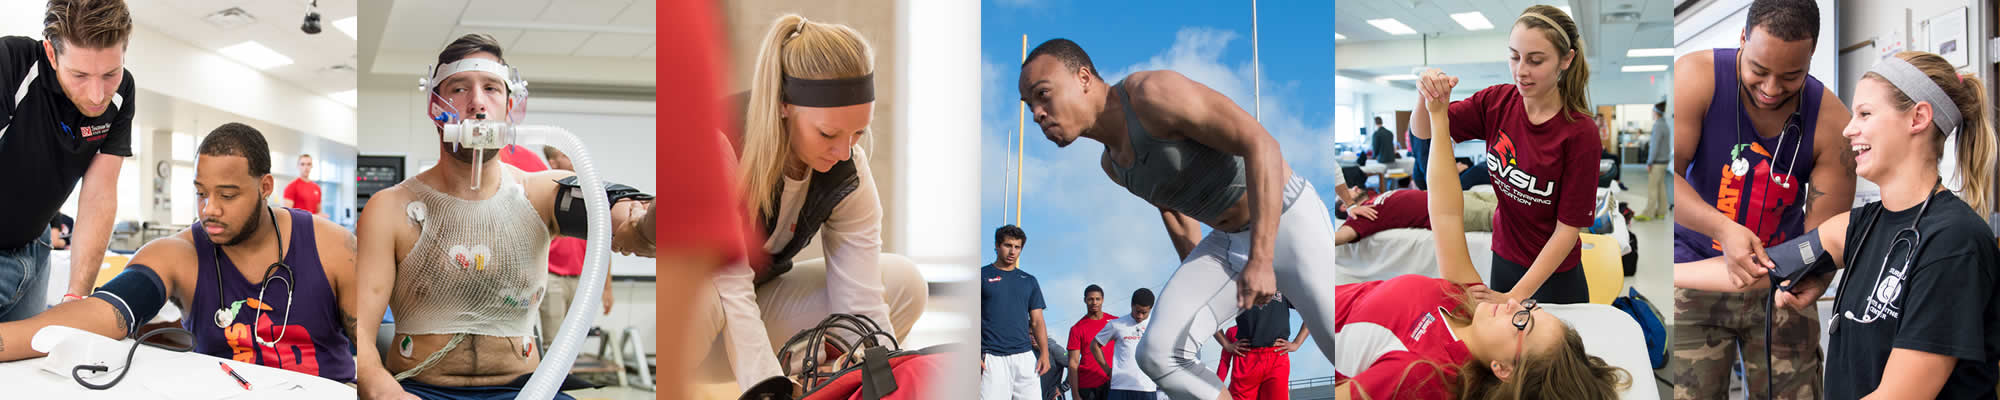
349;33;658;400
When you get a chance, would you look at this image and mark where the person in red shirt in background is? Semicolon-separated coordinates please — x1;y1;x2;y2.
1215;296;1308;400
1065;284;1118;400
493;143;616;347
283;154;325;217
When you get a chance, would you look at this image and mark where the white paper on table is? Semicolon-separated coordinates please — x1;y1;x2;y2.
30;325;128;380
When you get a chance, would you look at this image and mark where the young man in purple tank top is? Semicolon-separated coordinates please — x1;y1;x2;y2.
0;123;363;384
1669;0;1854;398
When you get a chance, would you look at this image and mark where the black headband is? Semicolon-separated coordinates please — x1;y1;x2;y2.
782;74;875;107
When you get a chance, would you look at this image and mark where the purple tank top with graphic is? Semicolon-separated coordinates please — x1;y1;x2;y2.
1673;48;1825;263
184;208;355;383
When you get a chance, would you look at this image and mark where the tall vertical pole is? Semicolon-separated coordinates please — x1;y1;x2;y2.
1018;34;1027;227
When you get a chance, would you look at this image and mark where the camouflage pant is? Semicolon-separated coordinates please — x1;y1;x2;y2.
1672;288;1823;400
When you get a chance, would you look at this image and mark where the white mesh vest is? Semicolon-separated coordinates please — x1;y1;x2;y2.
391;172;550;337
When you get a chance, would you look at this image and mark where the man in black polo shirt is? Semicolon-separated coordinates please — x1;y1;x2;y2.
0;0;134;322
1216;294;1308;400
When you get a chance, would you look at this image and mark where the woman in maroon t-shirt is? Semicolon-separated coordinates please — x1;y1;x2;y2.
1407;5;1602;304
1330;83;1628;399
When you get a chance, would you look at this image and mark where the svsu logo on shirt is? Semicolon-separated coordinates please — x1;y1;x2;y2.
987;275;1003;283
1489;131;1556;198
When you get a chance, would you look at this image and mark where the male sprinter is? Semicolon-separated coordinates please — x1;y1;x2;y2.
0;123;360;383
1019;38;1337;399
0;0;133;321
1066;284;1118;400
351;33;657;400
1670;0;1851;397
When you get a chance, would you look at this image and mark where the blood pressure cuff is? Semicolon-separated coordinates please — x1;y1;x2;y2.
555;176;654;238
1767;229;1837;292
87;264;168;337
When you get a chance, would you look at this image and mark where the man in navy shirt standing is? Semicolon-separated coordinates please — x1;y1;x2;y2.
983;224;1049;400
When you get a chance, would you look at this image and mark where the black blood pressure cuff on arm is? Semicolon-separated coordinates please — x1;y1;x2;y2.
88;264;168;337
1767;229;1837;292
555;176;654;238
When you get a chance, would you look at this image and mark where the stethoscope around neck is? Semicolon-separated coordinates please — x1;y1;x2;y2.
209;206;296;349
1731;99;1808;189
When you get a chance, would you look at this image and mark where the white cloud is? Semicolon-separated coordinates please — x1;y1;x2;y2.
1108;27;1340;190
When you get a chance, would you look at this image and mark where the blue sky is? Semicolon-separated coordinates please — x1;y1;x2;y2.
979;0;1337;382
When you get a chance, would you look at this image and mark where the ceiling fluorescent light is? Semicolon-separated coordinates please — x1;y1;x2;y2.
1450;12;1493;31
1367;18;1417;35
1622;65;1668;72
1626;48;1673;57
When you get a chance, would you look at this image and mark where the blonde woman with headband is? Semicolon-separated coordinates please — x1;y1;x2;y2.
1408;5;1601;304
698;14;928;393
1676;51;2000;399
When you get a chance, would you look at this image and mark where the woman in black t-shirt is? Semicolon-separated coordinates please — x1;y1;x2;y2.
1678;51;2000;398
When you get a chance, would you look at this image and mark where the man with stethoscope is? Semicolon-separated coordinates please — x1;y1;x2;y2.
0;123;360;385
1667;0;1855;397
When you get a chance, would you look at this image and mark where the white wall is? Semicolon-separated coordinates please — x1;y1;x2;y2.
0;4;358;230
58;90;360;229
1834;0;1992;207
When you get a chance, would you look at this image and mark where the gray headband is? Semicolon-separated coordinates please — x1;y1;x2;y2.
1872;57;1962;136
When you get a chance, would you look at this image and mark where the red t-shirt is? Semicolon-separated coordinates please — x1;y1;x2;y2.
1335;275;1476;400
1445;84;1599;271
1342;189;1432;240
284;178;322;214
1066;313;1120;388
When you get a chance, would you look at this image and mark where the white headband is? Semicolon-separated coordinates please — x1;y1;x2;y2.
420;58;521;94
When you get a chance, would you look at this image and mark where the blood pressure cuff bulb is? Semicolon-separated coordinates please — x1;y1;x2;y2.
554;176;654;238
88;264;169;337
1767;229;1837;292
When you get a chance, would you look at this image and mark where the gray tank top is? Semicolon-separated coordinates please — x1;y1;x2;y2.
1108;84;1247;222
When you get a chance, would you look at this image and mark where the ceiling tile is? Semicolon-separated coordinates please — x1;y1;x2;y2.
573;33;651;57
510;31;592;56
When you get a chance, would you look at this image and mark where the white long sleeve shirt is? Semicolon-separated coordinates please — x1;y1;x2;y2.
715;146;894;389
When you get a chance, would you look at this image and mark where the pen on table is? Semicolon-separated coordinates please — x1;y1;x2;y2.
220;361;251;390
